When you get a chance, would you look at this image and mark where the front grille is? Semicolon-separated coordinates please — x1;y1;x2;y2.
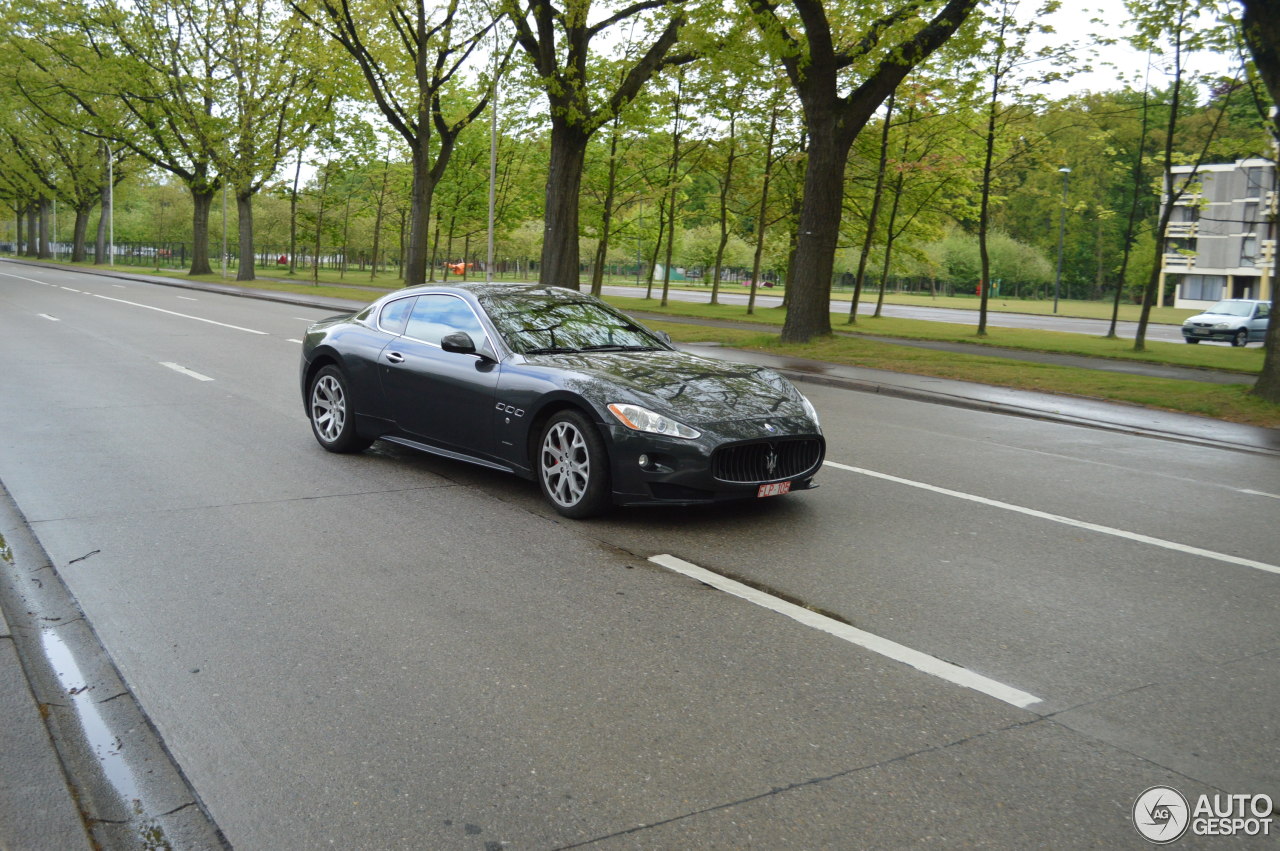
711;439;822;483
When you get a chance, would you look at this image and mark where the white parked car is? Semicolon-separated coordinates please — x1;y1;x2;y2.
1181;299;1271;346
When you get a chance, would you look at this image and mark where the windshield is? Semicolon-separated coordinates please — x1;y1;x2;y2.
483;295;666;355
1205;301;1253;317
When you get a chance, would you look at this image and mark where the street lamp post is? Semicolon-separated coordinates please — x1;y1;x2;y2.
1053;166;1071;313
107;143;114;266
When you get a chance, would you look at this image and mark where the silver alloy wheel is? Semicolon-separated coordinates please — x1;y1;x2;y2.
540;420;590;508
311;374;347;444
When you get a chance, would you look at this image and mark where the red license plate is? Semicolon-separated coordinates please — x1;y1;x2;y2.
757;481;791;498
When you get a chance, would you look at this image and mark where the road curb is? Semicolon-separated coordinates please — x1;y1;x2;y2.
0;482;228;850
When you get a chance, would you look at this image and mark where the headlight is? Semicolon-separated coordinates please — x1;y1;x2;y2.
1214;322;1232;330
607;403;700;439
800;393;820;426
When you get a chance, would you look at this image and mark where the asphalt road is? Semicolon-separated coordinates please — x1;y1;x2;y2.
1;264;1277;848
601;284;1190;344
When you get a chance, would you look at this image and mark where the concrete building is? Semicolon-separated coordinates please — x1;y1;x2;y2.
1160;157;1276;309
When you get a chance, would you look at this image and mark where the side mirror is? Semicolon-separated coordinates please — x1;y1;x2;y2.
656;330;673;344
441;332;477;355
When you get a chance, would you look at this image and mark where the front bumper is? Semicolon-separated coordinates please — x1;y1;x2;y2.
603;420;825;506
1183;326;1237;342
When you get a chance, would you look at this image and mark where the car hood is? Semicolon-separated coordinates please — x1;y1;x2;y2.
528;349;809;425
1185;311;1237;323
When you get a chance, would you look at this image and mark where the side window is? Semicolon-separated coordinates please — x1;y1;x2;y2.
405;295;487;346
378;297;415;336
1258;303;1270;319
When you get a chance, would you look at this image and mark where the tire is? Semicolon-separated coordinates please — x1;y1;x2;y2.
1184;337;1200;344
1231;328;1248;347
308;365;372;453
537;410;611;518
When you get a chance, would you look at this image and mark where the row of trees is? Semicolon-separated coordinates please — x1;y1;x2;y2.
1;0;1278;396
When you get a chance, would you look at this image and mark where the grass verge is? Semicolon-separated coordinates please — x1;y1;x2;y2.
642;321;1279;428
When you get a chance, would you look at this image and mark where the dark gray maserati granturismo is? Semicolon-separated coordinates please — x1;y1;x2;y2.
300;283;824;517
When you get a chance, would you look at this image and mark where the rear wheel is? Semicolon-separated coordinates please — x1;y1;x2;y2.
309;365;372;453
1231;328;1248;347
537;411;611;518
1184;337;1200;344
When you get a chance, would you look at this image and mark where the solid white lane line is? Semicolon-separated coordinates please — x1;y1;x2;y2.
1;270;268;335
177;295;198;301
90;293;268;335
649;554;1042;710
824;461;1280;577
1240;489;1280;500
0;271;54;285
160;362;214;382
38;314;60;322
287;339;303;344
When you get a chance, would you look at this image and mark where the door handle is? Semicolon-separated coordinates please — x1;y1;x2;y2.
385;352;405;364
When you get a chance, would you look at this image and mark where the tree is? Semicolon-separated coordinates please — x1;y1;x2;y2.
1237;0;1280;402
958;0;1078;334
1129;0;1239;350
503;0;695;288
744;0;980;343
298;0;502;285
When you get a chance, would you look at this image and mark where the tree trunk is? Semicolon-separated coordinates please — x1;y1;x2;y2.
71;206;91;263
540;120;590;289
645;196;666;299
190;189;215;276
590;123;621;297
372;154;390;281
95;178;109;264
289;152;302;275
1240;0;1280;403
236;191;256;282
748;109;778;317
38;199;52;259
404;143;433;286
781;123;849;342
26;205;39;257
711;113;737;307
850;93;894;324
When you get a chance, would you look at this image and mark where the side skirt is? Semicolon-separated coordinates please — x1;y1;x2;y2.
379;434;517;475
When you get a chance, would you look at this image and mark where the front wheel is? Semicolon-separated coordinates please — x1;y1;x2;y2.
1184;337;1200;344
1231;328;1248;347
309;365;372;453
537;411;611;518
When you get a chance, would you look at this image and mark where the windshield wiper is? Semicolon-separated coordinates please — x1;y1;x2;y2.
580;344;660;352
523;346;580;355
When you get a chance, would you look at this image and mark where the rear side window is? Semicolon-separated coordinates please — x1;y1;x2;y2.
404;294;487;346
378;297;415;336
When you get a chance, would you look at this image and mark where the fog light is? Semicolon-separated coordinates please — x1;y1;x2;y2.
638;454;650;468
